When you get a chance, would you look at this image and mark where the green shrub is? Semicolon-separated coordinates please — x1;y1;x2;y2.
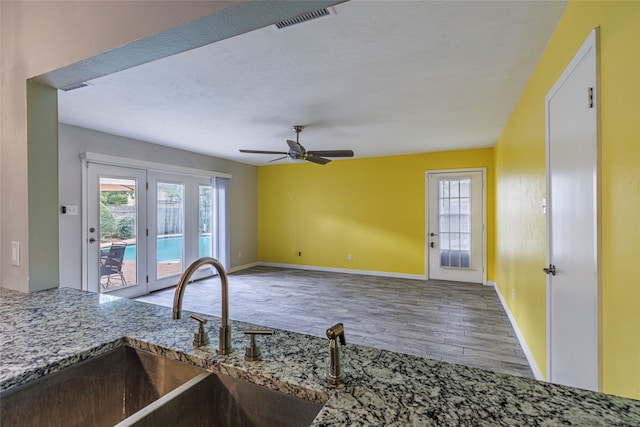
117;216;135;240
100;203;116;240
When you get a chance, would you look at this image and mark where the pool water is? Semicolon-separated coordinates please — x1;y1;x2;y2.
120;236;212;262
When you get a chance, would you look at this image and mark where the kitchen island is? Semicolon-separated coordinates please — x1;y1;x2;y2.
1;287;639;426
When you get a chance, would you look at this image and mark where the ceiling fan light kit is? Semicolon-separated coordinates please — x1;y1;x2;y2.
240;125;354;165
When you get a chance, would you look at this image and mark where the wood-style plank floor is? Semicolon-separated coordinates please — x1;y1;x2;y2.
135;266;533;378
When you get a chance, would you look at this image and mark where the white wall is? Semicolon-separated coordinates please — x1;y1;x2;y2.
0;1;243;292
58;124;258;289
1;0;336;292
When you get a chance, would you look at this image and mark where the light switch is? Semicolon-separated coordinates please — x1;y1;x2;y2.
61;205;79;215
11;241;20;267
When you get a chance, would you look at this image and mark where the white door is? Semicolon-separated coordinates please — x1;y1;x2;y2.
147;173;214;292
427;170;485;283
87;163;148;298
546;29;599;391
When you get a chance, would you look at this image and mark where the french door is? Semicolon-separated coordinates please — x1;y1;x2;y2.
87;164;148;298
86;164;215;297
426;170;485;284
147;173;214;292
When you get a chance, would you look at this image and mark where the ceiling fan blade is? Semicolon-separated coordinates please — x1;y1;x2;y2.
269;156;288;163
286;140;303;154
307;150;354;158
305;154;331;165
239;149;288;155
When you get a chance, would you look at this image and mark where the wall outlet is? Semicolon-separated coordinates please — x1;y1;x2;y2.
238;251;242;259
348;253;353;261
511;290;515;301
298;251;302;257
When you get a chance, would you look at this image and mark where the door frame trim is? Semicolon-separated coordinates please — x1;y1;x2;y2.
82;163;148;295
424;168;487;284
81;152;232;179
544;27;601;389
82;157;88;290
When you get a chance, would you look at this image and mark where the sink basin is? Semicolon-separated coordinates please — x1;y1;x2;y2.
1;345;206;427
1;345;325;427
124;370;325;427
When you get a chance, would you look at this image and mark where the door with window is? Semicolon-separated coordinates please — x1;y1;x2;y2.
87;163;148;298
427;170;485;283
147;173;214;292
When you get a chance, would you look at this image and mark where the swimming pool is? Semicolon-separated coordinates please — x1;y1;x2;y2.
120;236;212;262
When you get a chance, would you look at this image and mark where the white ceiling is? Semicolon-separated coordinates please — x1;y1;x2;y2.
58;1;567;166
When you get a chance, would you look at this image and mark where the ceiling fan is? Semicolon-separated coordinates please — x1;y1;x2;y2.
239;125;354;165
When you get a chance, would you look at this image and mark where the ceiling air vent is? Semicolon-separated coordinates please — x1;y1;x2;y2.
274;8;333;30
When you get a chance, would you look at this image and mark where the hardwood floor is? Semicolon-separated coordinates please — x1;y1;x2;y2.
135;266;533;378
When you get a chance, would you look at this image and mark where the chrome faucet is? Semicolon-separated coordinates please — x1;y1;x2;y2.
326;322;346;386
173;257;232;355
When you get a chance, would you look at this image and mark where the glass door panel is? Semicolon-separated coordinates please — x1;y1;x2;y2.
99;177;138;289
194;184;215;275
156;181;185;280
199;185;213;259
438;177;471;269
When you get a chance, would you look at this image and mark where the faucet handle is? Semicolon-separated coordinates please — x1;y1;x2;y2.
326;322;346;346
243;329;273;362
190;314;210;347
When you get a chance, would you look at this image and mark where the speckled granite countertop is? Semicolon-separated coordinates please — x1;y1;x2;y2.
1;287;639;426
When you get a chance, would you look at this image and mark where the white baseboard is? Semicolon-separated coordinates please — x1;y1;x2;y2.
491;281;545;381
258;262;425;280
228;261;260;273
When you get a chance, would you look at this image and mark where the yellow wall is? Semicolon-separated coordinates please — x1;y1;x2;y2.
494;1;640;399
259;148;494;279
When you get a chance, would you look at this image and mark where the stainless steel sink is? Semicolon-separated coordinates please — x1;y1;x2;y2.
1;346;325;427
124;370;325;427
1;346;207;427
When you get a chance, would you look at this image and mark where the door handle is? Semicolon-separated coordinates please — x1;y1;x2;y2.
430;241;435;248
543;264;556;275
430;232;438;237
89;238;97;244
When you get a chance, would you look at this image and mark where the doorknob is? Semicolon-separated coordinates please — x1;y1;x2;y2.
430;232;438;237
89;238;97;244
543;264;556;275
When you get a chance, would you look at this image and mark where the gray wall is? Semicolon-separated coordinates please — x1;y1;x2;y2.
58;124;258;289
